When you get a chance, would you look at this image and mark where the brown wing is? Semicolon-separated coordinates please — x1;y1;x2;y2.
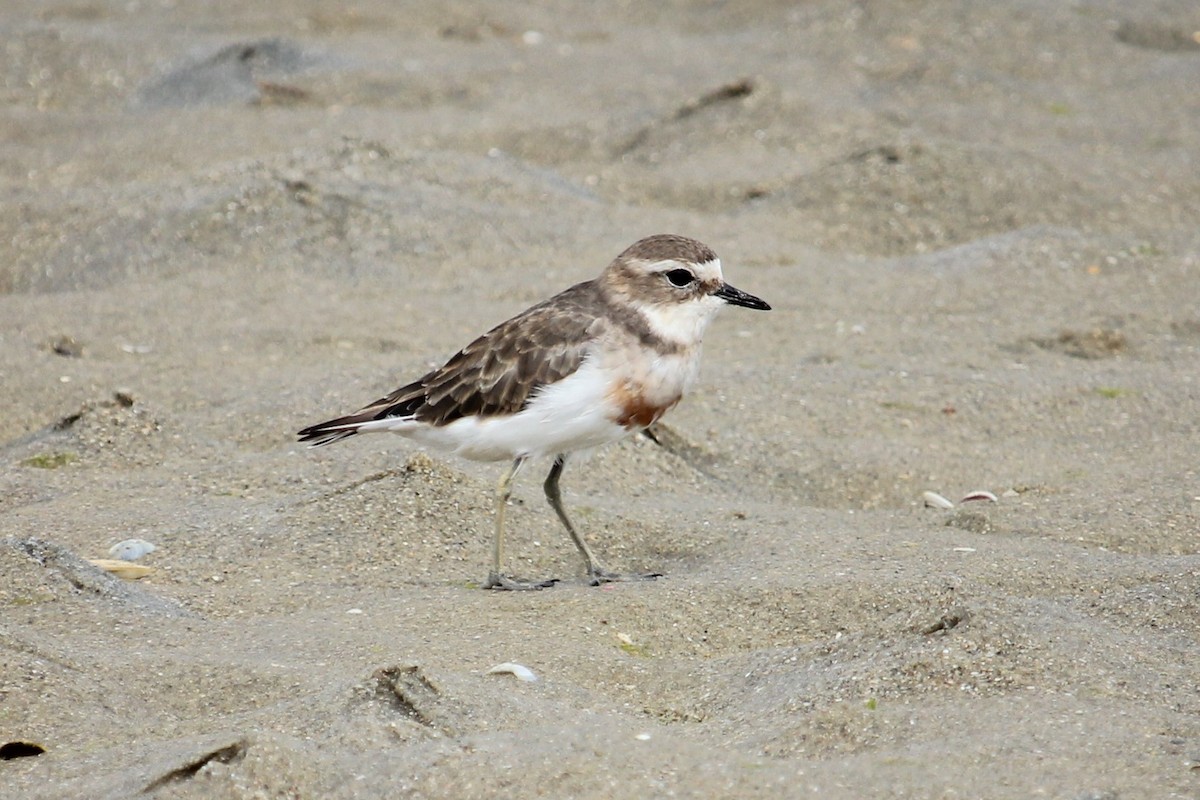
414;297;596;425
298;281;602;445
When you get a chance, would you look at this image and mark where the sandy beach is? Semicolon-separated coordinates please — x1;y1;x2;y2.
2;1;1199;797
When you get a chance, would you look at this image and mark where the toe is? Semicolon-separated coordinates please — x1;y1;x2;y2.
484;573;558;591
588;570;662;585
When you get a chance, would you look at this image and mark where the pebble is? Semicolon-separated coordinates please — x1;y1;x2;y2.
108;539;156;561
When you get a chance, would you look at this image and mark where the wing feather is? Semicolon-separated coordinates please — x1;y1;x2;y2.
414;294;596;425
298;281;603;444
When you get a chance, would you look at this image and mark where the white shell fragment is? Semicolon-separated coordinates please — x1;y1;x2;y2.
108;539;156;561
486;662;538;682
960;490;999;504
922;491;955;509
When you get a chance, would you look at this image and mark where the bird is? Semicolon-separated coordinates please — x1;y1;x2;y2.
298;234;770;590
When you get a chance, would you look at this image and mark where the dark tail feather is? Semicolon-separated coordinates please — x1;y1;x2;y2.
298;412;374;447
299;381;427;447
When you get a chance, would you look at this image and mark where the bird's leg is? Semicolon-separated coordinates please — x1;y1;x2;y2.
484;455;556;591
543;455;661;586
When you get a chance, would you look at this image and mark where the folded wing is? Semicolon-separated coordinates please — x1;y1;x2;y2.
298;284;599;446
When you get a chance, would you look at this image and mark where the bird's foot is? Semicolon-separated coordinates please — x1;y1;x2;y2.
587;568;663;587
484;572;558;591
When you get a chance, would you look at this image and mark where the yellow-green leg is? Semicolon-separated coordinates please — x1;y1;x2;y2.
484;456;556;590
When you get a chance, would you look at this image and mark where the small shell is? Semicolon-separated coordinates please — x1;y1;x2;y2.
88;559;153;580
109;539;156;561
960;490;999;504
922;491;955;509
486;662;538;682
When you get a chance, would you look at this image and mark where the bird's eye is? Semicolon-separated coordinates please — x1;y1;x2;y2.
665;268;695;287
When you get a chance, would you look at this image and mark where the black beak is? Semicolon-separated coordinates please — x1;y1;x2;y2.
715;282;771;311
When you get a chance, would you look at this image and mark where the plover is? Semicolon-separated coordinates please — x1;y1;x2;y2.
298;234;770;590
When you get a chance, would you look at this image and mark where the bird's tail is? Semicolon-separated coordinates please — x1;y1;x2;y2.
299;379;427;447
297;411;379;447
